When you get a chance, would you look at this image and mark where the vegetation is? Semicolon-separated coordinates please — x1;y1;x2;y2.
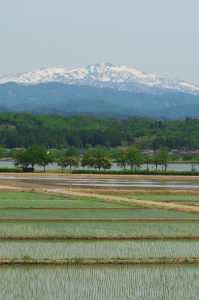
0;113;199;149
81;146;112;171
116;194;199;202
1;265;199;299
1;112;199;173
1;240;199;259
14;145;53;171
1;207;199;220
1;190;199;300
153;147;169;171
73;169;199;176
11;142;171;173
0;167;22;172
1;220;199;238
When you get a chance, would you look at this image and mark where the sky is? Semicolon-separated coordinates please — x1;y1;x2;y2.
0;0;198;84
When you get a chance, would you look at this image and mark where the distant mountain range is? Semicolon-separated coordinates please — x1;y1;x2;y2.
0;63;199;119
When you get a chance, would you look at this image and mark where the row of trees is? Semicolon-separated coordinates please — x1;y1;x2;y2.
115;147;169;171
14;145;53;171
14;145;170;172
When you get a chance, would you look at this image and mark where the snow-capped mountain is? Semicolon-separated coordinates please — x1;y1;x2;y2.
0;63;198;95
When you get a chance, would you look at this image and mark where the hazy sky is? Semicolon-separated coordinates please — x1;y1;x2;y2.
0;0;198;83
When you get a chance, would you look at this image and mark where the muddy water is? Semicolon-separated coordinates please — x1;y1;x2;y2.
0;174;199;190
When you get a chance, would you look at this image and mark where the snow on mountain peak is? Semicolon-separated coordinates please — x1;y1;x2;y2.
0;63;199;95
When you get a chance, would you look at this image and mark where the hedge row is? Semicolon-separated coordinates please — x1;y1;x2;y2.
0;168;23;173
72;169;199;176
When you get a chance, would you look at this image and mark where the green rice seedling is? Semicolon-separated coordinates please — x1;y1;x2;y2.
119;194;199;202
0;199;126;209
0;220;199;237
1;240;199;259
0;192;64;200
0;208;198;220
0;265;198;299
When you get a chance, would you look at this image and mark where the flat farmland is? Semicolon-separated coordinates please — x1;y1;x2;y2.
0;187;199;300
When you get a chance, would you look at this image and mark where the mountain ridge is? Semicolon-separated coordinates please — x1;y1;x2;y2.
0;63;198;96
0;82;199;119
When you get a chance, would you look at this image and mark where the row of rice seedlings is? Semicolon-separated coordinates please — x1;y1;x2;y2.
0;199;127;209
177;202;199;207
0;192;66;200
0;208;198;220
1;240;199;259
0;265;198;299
0;220;199;237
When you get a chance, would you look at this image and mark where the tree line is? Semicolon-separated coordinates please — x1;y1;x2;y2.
0;113;199;150
13;145;173;172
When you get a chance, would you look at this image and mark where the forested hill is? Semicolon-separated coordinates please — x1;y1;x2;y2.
1;83;199;119
0;113;199;150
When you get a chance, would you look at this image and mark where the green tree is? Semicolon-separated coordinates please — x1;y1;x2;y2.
92;146;109;171
81;146;111;171
127;147;143;170
35;147;53;172
26;145;44;168
192;156;199;171
155;147;169;171
66;147;79;157
144;155;153;171
14;150;31;169
134;136;155;150
14;145;53;172
66;156;80;172
81;156;96;169
57;156;68;172
152;154;160;171
170;153;181;162
115;149;128;170
0;147;7;159
101;157;112;171
182;153;194;162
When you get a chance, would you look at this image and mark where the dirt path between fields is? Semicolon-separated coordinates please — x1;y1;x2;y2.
1;179;199;214
0;185;23;191
36;188;199;214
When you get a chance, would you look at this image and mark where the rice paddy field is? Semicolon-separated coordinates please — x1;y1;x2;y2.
0;207;199;220
1;240;199;259
1;265;199;300
110;193;199;208
0;220;199;237
0;190;199;299
119;193;199;204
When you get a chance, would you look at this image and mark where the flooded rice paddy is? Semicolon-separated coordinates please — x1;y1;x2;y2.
1;240;199;259
1;173;199;190
0;184;199;299
0;265;199;300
